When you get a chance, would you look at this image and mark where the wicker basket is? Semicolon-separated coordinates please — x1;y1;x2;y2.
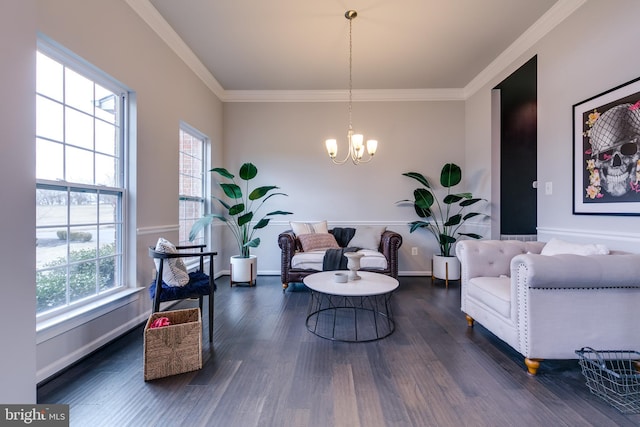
143;308;202;381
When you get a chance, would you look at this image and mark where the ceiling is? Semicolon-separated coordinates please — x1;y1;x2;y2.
128;0;584;100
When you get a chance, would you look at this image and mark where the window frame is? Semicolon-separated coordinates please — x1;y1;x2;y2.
178;122;210;248
35;35;134;323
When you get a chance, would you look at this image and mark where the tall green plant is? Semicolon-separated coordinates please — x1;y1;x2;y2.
398;163;487;257
189;162;292;257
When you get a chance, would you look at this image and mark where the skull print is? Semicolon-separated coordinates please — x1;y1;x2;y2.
589;103;640;197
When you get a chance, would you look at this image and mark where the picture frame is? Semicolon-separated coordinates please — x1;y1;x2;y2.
573;76;640;215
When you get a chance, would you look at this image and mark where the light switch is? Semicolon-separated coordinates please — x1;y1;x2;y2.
545;182;552;195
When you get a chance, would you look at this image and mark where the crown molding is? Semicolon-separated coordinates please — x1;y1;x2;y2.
127;0;585;103
464;0;587;98
223;88;465;103
123;0;225;99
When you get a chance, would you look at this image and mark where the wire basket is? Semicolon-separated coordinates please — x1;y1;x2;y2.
576;347;640;414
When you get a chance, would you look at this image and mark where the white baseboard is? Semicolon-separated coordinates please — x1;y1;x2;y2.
37;312;149;384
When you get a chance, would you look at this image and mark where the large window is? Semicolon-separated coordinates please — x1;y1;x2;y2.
179;125;208;246
36;40;129;317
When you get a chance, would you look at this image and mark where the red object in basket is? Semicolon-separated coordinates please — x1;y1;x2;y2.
150;317;171;328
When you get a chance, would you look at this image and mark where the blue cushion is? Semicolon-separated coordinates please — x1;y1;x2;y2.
149;271;215;302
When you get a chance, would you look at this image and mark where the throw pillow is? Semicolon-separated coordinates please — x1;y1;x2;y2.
154;238;190;287
540;238;610;256
298;233;340;252
290;220;329;236
347;226;387;250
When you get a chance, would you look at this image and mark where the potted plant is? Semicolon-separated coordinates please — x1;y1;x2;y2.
190;162;292;285
397;163;487;282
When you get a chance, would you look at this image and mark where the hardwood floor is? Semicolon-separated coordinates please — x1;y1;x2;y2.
38;275;640;427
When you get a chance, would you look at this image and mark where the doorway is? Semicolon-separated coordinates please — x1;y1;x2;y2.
494;56;538;240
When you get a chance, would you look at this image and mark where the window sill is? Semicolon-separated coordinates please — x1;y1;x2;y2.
36;287;145;344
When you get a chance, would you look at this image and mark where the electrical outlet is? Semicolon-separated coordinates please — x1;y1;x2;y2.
411;247;418;256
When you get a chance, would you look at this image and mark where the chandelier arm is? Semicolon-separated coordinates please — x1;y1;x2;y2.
331;150;352;165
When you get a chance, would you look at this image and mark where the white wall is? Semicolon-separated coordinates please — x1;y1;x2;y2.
222;100;474;274
34;0;224;383
466;0;640;252
0;0;37;403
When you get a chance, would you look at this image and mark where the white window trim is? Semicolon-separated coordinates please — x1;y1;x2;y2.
179;121;211;250
36;34;137;327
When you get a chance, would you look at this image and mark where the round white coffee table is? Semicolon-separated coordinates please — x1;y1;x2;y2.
303;271;399;342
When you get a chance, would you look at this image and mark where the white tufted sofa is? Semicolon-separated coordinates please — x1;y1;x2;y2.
456;239;640;375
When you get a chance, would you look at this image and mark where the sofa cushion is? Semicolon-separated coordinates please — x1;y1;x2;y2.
291;249;387;271
290;220;328;236
348;226;387;250
467;276;511;318
298;233;340;252
540;238;609;256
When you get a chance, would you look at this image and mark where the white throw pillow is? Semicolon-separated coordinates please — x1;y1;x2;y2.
290;220;329;236
540;238;609;256
348;226;387;250
154;238;190;287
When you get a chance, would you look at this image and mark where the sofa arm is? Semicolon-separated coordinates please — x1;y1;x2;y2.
379;230;402;278
278;231;297;282
512;253;640;289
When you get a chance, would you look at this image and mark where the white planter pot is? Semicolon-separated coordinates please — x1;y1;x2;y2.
432;254;461;282
230;255;257;286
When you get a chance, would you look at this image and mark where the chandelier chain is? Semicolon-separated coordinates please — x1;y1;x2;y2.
348;15;353;132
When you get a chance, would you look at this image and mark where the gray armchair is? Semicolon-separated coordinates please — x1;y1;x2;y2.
457;239;640;375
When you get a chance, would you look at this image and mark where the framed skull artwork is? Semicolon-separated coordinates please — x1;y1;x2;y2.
573;76;640;215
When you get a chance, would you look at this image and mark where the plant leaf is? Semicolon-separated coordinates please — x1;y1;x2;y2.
402;172;431;188
409;220;431;233
462;212;483;220
440;234;456;244
244;237;260;248
214;197;231;210
211;167;234;179
237;212;253;227
266;210;293;216
189;215;212;241
413;204;432;218
253;218;270;229
414;188;434;209
440;163;461;188
260;192;288;204
239;163;258;180
228;203;245;215
188;214;227;241
444;214;462;226
460;198;483;206
459;232;483;239
249;185;278;200
443;194;463;204
220;183;242;199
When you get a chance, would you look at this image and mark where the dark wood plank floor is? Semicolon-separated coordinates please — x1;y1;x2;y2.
38;275;640;427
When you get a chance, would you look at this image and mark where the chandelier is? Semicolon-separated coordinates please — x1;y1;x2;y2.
325;10;378;165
